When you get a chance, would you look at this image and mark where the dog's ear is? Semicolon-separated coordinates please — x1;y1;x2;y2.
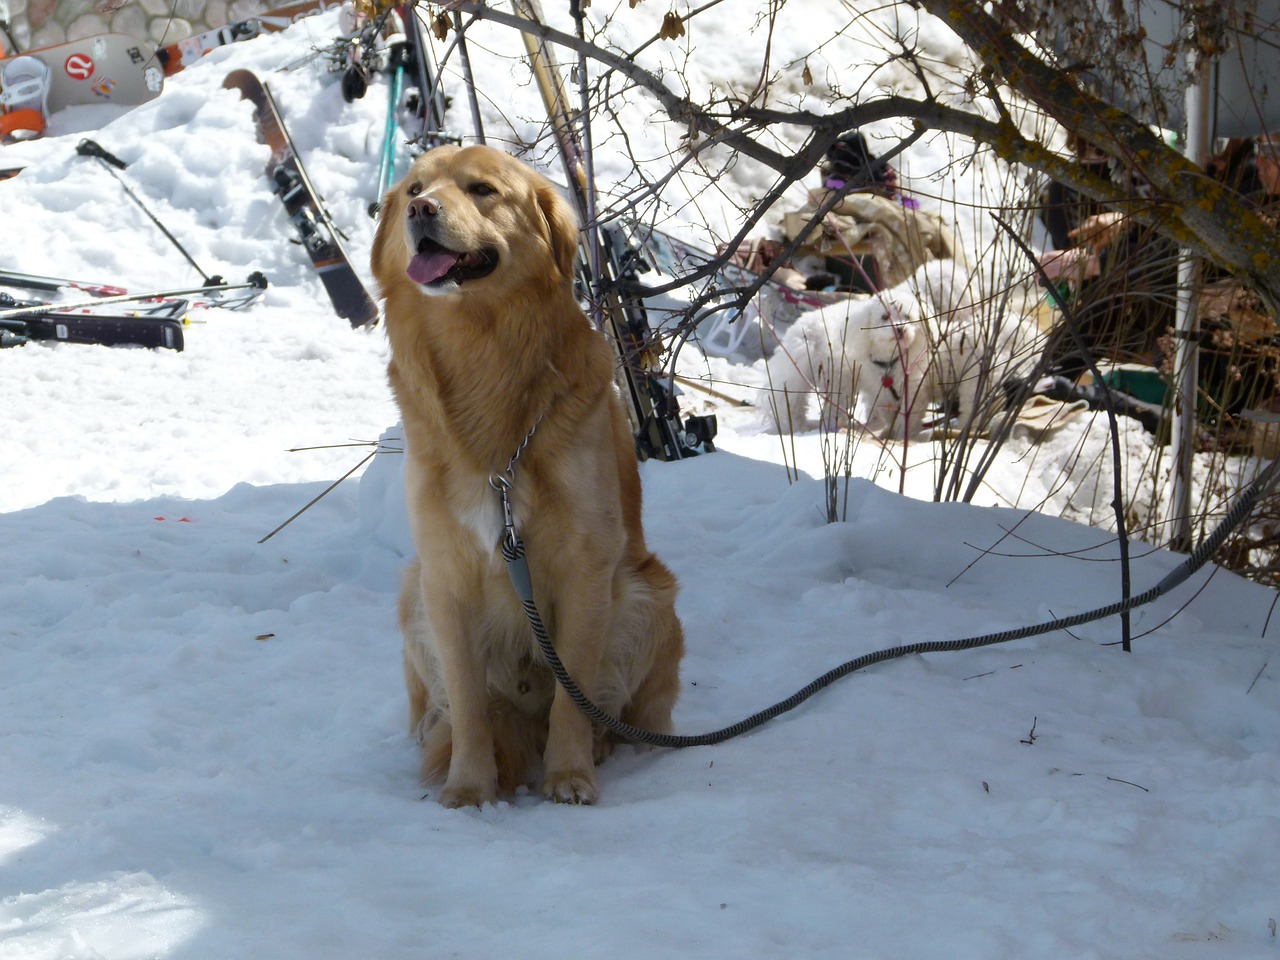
535;182;580;281
371;179;406;293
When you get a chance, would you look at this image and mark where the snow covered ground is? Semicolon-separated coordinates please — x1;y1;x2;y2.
1;5;1278;958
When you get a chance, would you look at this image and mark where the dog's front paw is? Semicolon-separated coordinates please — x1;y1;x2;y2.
437;777;497;808
541;768;599;805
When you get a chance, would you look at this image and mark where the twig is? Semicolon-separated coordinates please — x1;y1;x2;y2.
673;374;753;407
1262;591;1280;639
258;445;394;543
1106;776;1150;792
1020;716;1038;744
286;438;402;453
1246;661;1268;696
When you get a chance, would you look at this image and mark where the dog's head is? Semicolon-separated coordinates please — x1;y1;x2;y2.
863;311;917;365
857;258;972;362
372;144;579;302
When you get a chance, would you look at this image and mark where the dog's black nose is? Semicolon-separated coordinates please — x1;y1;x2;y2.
408;195;442;219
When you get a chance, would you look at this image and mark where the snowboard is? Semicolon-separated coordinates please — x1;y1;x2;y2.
2;33;162;114
223;68;378;328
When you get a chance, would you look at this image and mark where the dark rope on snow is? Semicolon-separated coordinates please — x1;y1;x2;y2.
502;453;1280;749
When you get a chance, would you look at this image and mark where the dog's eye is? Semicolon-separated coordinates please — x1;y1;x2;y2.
468;182;497;197
407;182;423;197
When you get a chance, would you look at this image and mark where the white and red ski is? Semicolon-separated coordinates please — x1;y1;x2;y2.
158;0;348;77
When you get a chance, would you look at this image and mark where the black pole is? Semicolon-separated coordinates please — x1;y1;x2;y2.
452;11;485;143
76;139;223;286
0;6;21;55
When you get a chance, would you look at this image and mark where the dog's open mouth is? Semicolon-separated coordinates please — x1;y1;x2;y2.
406;237;498;286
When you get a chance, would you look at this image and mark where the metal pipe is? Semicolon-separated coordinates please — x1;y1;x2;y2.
1169;53;1213;550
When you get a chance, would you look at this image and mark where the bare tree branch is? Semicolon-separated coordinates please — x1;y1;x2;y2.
917;0;1280;312
452;0;1280;315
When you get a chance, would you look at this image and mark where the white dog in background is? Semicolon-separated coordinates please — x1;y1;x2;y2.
765;259;1039;439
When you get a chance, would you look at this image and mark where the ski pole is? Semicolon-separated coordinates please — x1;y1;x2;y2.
372;41;407;215
75;139;225;286
453;11;485;143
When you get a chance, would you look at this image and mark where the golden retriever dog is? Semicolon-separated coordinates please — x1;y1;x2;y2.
372;144;685;807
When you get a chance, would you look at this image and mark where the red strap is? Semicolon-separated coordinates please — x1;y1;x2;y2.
0;108;45;138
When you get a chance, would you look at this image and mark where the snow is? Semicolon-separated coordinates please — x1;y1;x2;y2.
1;5;1279;959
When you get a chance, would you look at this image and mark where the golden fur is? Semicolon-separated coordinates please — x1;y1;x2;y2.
372;144;685;807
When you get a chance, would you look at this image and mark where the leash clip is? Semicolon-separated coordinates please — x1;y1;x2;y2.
489;471;519;556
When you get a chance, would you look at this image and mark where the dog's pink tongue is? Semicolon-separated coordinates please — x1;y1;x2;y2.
407;249;461;284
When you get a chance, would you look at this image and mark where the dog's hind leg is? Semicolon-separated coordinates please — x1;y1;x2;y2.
489;699;544;795
620;562;684;738
419;720;454;785
399;562;436;740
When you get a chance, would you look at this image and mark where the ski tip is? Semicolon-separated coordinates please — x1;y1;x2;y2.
346;294;380;328
221;69;260;97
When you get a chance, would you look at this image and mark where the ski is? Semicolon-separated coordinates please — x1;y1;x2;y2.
0;269;131;297
635;221;830;312
157;0;349;76
0;275;267;322
396;3;448;148
157;18;264;78
223;68;379;328
509;0;714;460
365;4;448;216
0;311;184;350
